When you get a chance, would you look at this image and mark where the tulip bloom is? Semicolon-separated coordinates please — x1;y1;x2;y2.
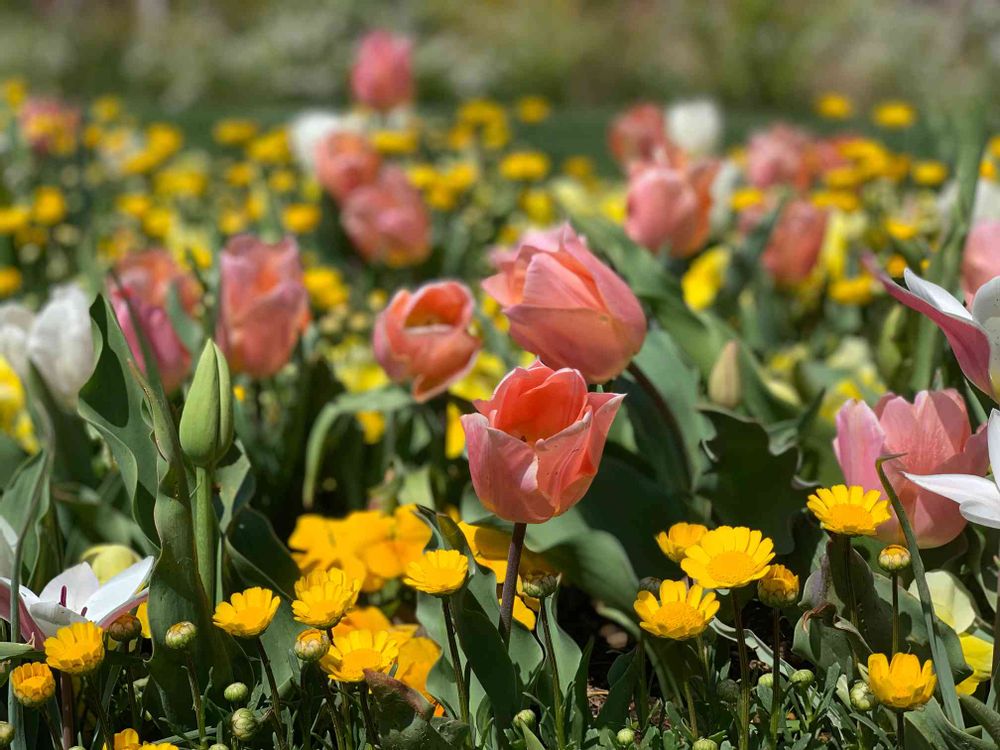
314;131;381;203
341;167;431;267
482;224;646;383
666;99;723;158
461;362;624;523
961;220;1000;304
373;281;480;402
760;200;828;287
216;235;310;379
833;390;988;548
607;103;668;168
746;123;815;191
350;30;414;111
625;158;719;257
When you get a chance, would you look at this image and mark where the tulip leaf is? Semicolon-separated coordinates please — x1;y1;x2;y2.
906;696;996;750
596;647;639;728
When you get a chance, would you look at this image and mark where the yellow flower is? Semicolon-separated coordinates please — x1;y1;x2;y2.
499;151;550;182
305;267;349;310
370;129;419;155
511;594;538;631
33;186;67;226
810;190;859;213
396;636;441;701
10;662;56;707
885;217;919;242
634;579;718;640
823;166;863;190
730;187;764;212
445;402;465;459
983;160;998;181
269;169;298;193
520;188;555;224
562;155;595;182
757;564;800;608
655;522;709;563
136;602;151;639
145;123;183;160
886;254;908;277
680;526;775;590
225;162;257;188
357;412;386;444
322;629;399;682
91;96;121;123
867;653;936;710
682;247;731;311
873;101;916;130
402;549;468;596
457;521;552;581
829;276;876;306
213;119;258;146
911;160;948;187
2;77;27;109
517;96;551;124
247;129;290;165
0;206;31;235
213;587;281;638
105;728;141;750
815;92;854;120
807;485;890;537
957;634;993;695
282;203;321;234
292;569;361;629
0;267;22;298
138;744;178;750
81;544;142;583
44;622;106;674
116;193;152;220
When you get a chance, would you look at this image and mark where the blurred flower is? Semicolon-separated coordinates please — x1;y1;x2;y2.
757;564;799;608
483;224;646;382
666;99;722;157
18;97;80;156
807;485;890;537
634;579;718;640
373;281;480;402
10;662;55;707
351;30;414;111
322;629;399;682
815;93;854;120
288;110;364;173
80;545;142;584
461;361;623;524
834;390;988;548
212;587;280;638
314;131;381;203
213;119;258;147
111;729;142;750
402;549;468;596
341;167;431;267
867;653;935;709
247;128;291;165
747;124;815;191
912;160;948;187
32;186;66;226
0;207;30;235
608;103;668;167
395;636;441;701
44;622;104;674
282;203;321;234
292;569;361;629
304;267;349;310
457;521;551;582
760;200;829;287
216;234;310;378
682;247;731;311
680;526;774;589
873;101;916;130
499;151;550;182
517;96;551;123
371;129;419;156
0;357;35;452
655;522;708;563
961;220;1000;304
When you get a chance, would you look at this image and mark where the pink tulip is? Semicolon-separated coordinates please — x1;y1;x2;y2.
961;220;1000;304
760;200;828;287
110;249;200;394
461;362;624;523
482;223;647;383
350;30;414;111
746;123;815;191
834;390;989;548
17;97;80;155
341;167;431;267
373;281;480;402
216;235;310;379
607;103;669;168
314;131;382;203
624;157;718;257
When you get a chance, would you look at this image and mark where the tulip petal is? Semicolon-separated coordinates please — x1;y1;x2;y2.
902;472;1000;529
39;562;99;613
0;579;45;645
84;556;153;624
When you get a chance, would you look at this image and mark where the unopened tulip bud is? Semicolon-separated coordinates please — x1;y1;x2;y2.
757;673;774;689
692;740;718;750
179;340;234;468
224;682;249;705
718;679;740;704
0;722;12;747
850;681;876;712
231;708;258;739
791;668;814;688
708;340;742;409
165;621;197;650
513;709;536;730
616;728;636;746
294;629;330;663
878;544;911;573
108;614;142;643
521;573;559;600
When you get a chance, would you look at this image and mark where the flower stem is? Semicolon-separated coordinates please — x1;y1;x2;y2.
840;535;859;629
892;571;900;656
86;677;115;750
769;608;781;748
896;710;906;750
321;676;348;750
256;637;288;750
194;465;217;604
684;681;699;738
539;601;566;750
41;706;62;750
60;673;74;749
442;598;472;740
732;595;751;750
184;652;208;749
636;631;650;728
498;522;526;647
358;683;379;748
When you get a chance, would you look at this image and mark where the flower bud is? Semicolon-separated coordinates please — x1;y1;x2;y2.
165;621;197;650
294;629;330;663
692;740;718;750
616;727;636;746
850;681;876;712
757;672;774;689
0;722;13;748
757;564;800;609
224;682;249;705
179;339;234;468
878;544;911;574
108;614;142;643
209;744;230;750
718;678;740;703
638;576;663;594
520;573;559;600
708;340;742;409
513;709;536;730
231;708;259;740
791;668;814;688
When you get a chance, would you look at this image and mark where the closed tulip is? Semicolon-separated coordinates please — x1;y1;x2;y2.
314;131;381;203
350;30;414;111
760;200;828;287
834;390;988;548
341;167;431;267
746;123;815;191
373;281;480;402
961;220;1000;304
216;235;310;379
461;362;624;523
482;223;646;383
607;103;668;168
25;285;96;408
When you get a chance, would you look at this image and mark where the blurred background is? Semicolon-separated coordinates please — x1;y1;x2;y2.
3;0;997;116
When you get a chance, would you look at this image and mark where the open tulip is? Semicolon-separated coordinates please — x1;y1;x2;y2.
961;220;1000;304
607;103;669;168
461;361;624;524
482;223;646;383
350;30;414;111
216;235;310;379
373;281;480;402
341;167;431;267
833;390;988;548
746;123;815;191
760;200;828;287
314;131;381;203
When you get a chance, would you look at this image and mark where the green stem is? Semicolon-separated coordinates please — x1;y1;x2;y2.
358;683;379;748
256;638;288;750
185;652;208;749
732;595;751;750
86;677;115;750
769;608;781;748
892;572;900;656
684;681;699;738
321;675;348;750
498;523;527;648
840;536;859;629
539;602;566;750
60;672;74;749
194;465;217;604
637;632;650;728
442;598;472;741
41;708;62;750
896;710;906;750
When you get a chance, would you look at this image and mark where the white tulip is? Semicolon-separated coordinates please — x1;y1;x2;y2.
0;303;34;376
666;99;723;158
288;109;365;174
27;284;95;408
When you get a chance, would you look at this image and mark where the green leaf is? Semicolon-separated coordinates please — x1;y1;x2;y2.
596;648;639;728
960;694;1000;747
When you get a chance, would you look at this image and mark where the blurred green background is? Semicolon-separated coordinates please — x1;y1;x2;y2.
4;0;998;116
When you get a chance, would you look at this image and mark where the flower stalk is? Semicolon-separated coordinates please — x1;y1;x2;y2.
498;522;526;647
732;595;751;750
442;598;471;733
184;651;208;749
256;637;289;750
769;608;781;747
539;601;566;750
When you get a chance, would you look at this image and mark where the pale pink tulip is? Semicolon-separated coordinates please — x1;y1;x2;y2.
834;390;989;548
607;103;669;168
341;167;431;267
747;123;815;191
350;30;414;111
760;200;828;287
961;220;1000;304
314;131;381;203
461;362;624;523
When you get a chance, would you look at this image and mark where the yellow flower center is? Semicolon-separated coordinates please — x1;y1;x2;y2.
826;504;875;533
340;648;381;676
654;602;704;633
231;606;272;629
706;551;760;588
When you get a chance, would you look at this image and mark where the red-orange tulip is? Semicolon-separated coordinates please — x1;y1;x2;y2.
314;131;381;203
341;167;431;267
607;103;668;168
761;200;829;287
350;30;414;111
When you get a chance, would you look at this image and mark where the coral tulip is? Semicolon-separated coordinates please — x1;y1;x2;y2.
350;30;414;111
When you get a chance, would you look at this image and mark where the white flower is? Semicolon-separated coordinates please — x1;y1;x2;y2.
938;178;1000;225
26;284;95;408
666;99;723;158
288;109;364;174
0;303;34;376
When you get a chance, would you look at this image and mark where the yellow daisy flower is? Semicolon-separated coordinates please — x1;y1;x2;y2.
321;629;399;683
807;485;890;537
757;564;800;608
402;549;469;596
44;622;106;675
655;522;709;563
107;729;142;750
292;569;361;629
10;662;56;707
872;101;916;130
634;580;719;640
498;151;550;182
680;526;775;590
213;587;281;638
815;92;854;120
867;653;936;710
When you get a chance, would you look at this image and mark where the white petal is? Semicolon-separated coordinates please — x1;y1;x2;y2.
903;268;973;320
903;472;1000;528
38;562;99;612
83;556;153;623
989;410;1000;495
28;602;87;638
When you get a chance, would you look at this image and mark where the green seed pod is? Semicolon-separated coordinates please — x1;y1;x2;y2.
209;744;230;750
108;613;142;643
179;339;234;468
616;727;636;746
521;573;559;600
850;680;876;712
231;708;258;740
513;709;536;730
224;682;250;705
791;668;815;688
757;672;774;689
165;621;197;650
692;740;718;750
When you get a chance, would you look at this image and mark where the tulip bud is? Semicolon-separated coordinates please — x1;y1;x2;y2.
708;340;742;409
692;740;718;750
294;629;330;663
638;576;663;594
616;728;636;746
878;544;911;573
0;722;12;748
224;682;249;705
231;708;258;740
165;621;197;650
850;681;876;712
179;340;234;468
108;614;142;643
513;709;536;730
791;669;814;688
521;573;559;600
757;673;774;689
718;679;740;703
